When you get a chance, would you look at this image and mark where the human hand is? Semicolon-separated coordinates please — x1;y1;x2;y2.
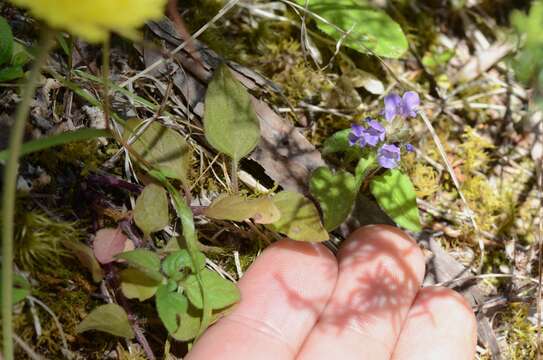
186;225;477;360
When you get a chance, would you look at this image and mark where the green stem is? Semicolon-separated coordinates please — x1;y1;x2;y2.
149;171;211;337
102;37;110;130
1;29;56;360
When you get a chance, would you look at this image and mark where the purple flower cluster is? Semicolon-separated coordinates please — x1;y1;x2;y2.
348;91;419;169
384;91;420;122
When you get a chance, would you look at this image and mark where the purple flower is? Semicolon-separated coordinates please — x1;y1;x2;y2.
348;124;366;147
377;144;401;169
362;119;385;146
405;143;415;152
384;91;420;121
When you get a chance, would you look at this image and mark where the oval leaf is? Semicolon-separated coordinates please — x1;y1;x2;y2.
266;191;329;242
76;304;134;339
310;167;358;231
369;169;422;232
123;119;191;184
298;0;408;58
0;16;13;66
170;305;201;341
134;183;169;236
204;194;280;224
162;250;206;278
204;63;261;162
120;268;161;302
184;269;240;310
156;285;189;334
116;249;161;272
116;249;163;283
93;227;128;264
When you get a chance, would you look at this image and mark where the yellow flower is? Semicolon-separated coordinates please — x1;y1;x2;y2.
9;0;167;43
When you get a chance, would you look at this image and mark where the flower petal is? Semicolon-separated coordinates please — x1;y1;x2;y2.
384;93;401;122
401;91;420;118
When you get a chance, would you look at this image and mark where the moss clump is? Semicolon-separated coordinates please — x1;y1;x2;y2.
458;128;509;234
497;303;538;359
14;210;85;272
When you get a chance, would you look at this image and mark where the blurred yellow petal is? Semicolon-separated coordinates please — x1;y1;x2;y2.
9;0;167;42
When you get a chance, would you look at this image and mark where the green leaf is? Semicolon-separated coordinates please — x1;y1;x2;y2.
123;119;191;184
204;63;260;162
297;0;408;58
321;128;363;158
12;275;30;304
370;169;422;232
134;183;169;236
266;191;329;242
116;249;163;283
76;304;134;338
11;42;31;67
116;249;160;272
162;250;206;278
204;194;280;224
184;269;240;310
0;65;23;82
310;167;358;231
170;304;202;341
62;240;104;283
0;16;13;66
120;268;161;301
354;155;377;186
156;285;189;334
0;128;111;163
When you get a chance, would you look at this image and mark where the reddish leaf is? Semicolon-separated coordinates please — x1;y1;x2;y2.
93;227;128;264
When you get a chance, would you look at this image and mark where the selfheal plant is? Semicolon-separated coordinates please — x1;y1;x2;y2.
317;90;423;234
384;91;420;121
348;118;386;148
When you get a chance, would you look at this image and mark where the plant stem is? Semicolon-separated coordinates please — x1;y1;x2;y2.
102;37;111;130
1;29;56;360
231;160;239;193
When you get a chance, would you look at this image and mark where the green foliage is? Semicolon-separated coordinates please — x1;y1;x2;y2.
134;183;170;237
511;1;543;89
296;0;408;58
0;128;111;162
321;128;361;157
120;268;161;301
0;16;29;82
162;250;206;276
0;274;30;306
76;304;135;338
123;119;191;185
310;167;358;231
370;169;422;232
266;191;329;242
204;194;280;224
204;63;261;163
116;249;163;282
155;285;189;335
184;268;240;310
0;16;14;66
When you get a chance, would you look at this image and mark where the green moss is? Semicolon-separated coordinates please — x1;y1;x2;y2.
14;210;85;272
497;303;538;359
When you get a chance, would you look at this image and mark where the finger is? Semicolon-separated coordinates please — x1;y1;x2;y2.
391;286;477;360
297;225;425;360
186;239;338;360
